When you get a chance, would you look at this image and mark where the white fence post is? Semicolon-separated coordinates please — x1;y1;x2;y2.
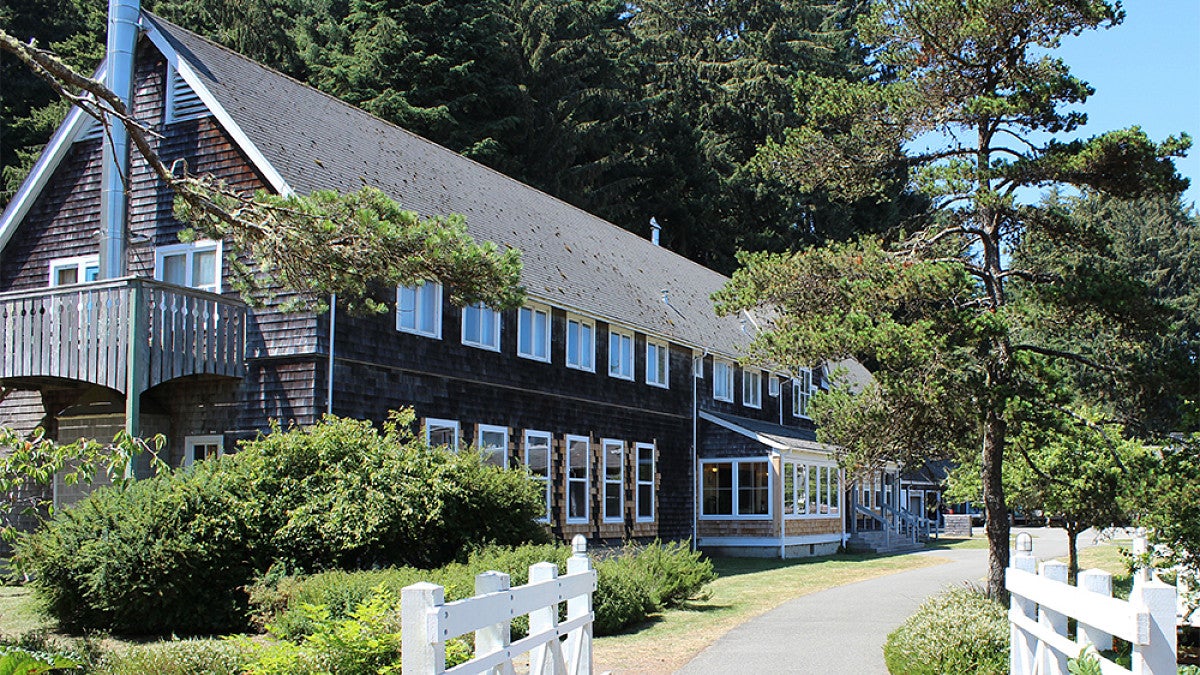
564;534;594;675
475;571;515;675
1131;574;1178;675
402;582;446;675
1077;569;1114;652
528;561;565;675
1038;561;1069;675
1010;543;1038;675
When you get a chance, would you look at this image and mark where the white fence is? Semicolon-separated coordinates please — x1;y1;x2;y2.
1006;536;1178;675
402;535;597;675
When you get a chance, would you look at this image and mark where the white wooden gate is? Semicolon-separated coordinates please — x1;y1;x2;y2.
402;535;596;675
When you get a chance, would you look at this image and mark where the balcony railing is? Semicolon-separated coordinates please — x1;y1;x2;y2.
0;277;246;394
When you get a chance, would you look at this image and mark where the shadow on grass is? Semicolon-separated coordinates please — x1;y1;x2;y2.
707;550;912;580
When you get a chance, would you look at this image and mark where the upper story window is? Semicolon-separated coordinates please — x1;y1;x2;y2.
397;282;442;338
608;328;634;380
155;240;220;293
646;339;669;388
793;368;815;418
743;368;762;409
165;64;209;123
713;359;734;402
48;255;99;287
517;304;551;362
566;315;595;372
462;303;501;351
768;375;780;397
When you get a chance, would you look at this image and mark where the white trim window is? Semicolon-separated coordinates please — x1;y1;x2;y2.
713;359;734;402
183;434;223;467
462;303;501;351
477;424;509;468
768;375;780;398
155;240;221;293
566;435;590;523
635;442;655;522
700;459;771;518
397;282;442;338
646;339;669;388
566;315;595;372
742;368;762;409
425;418;459;449
782;461;841;517
517;304;551;362
793;368;815;418
48;255;99;287
524;431;553;523
608;328;634;380
602;439;624;523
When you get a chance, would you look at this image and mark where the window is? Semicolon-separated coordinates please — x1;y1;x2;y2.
425;418;459;449
713;360;734;402
566;315;595;372
48;255;99;287
635;443;655;522
155;241;220;293
646;339;669;388
396;282;442;338
768;376;780;397
517;304;551;362
793;368;815;418
462;303;501;351
603;439;624;523
701;459;771;518
477;424;508;468
524;431;552;523
781;461;841;518
742;369;762;409
566;435;590;523
608;329;633;380
184;435;223;467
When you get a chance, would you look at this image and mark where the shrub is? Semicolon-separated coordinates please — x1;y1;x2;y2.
593;557;657;635
883;587;1008;675
15;412;549;635
0;645;81;674
627;540;715;608
94;639;249;675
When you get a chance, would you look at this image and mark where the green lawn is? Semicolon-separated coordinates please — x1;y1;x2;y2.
0;585;53;637
593;551;948;673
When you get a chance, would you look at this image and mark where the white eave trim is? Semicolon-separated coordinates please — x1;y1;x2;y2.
141;15;292;197
0;61;109;253
699;410;832;454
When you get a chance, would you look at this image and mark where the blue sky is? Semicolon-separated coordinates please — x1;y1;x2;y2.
1054;0;1200;208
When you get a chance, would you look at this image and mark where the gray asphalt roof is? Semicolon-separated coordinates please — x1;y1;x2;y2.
703;410;821;450
147;13;750;356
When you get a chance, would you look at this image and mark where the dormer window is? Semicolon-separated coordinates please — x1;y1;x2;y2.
165;64;208;123
743;369;762;409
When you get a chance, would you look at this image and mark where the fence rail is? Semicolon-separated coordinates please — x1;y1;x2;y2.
0;277;245;393
1007;534;1177;675
402;535;597;675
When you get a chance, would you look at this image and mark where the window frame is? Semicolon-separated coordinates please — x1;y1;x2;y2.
792;368;815;418
396;282;443;339
565;314;595;372
517;303;552;362
424;418;459;450
48;255;100;287
608;328;634;381
713;359;734;402
476;424;509;468
699;458;773;520
635;442;655;522
183;434;224;468
742;368;762;409
768;375;780;398
524;430;553;523
781;460;841;519
154;240;222;293
565;434;591;524
602;438;625;523
646;338;669;389
461;302;502;351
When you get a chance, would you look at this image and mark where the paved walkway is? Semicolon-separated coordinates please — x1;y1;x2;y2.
678;528;1098;674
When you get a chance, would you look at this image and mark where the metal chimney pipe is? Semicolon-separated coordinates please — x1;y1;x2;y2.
650;217;661;246
98;0;139;279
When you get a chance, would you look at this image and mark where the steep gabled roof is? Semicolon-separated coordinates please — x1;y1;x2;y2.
140;14;751;356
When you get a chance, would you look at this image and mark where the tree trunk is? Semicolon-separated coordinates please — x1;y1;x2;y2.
983;408;1010;600
1066;521;1079;585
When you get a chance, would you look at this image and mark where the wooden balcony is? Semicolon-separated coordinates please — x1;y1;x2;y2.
0;277;246;395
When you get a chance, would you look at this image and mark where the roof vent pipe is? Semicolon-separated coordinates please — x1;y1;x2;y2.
650;217;661;246
98;0;140;279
